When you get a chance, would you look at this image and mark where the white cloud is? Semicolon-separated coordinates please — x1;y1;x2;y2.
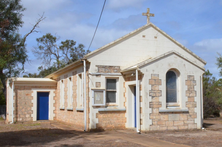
190;38;222;78
194;38;222;51
17;0;222;78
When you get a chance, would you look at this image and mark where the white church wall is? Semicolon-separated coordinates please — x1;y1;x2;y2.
140;53;204;131
87;25;205;75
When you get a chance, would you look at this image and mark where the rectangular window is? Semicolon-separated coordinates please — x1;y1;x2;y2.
60;80;65;109
77;73;83;107
92;90;105;106
106;79;117;103
67;77;73;109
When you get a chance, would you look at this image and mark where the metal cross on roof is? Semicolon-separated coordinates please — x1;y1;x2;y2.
142;8;154;24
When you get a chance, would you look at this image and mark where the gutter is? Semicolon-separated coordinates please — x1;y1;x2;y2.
136;68;140;133
83;60;87;131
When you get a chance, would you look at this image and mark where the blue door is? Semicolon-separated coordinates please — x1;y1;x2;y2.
37;92;49;120
134;86;136;128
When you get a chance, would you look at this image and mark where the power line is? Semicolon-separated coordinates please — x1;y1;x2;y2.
87;0;106;50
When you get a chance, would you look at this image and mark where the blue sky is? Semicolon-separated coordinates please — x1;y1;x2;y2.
20;0;222;78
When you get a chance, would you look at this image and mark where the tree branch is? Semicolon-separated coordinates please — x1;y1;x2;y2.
22;13;46;45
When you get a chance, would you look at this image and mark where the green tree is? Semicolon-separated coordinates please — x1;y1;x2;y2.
33;33;62;68
203;70;222;118
60;40;90;63
216;53;222;76
33;33;90;76
0;0;44;104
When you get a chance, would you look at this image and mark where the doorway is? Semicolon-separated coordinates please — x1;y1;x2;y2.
37;92;49;120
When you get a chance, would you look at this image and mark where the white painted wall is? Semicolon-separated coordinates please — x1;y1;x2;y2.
6;79;13;123
89;74;125;129
87;25;205;74
125;81;136;128
86;25;205;131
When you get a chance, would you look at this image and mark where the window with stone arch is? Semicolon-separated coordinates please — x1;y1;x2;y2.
166;69;180;106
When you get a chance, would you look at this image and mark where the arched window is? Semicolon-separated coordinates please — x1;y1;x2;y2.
166;71;177;103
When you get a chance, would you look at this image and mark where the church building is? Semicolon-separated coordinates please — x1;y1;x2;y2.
6;9;206;132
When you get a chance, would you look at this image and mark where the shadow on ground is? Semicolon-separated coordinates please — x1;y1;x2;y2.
203;123;214;128
0;129;85;146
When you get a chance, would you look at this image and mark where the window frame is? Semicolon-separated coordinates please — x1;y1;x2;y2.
92;89;106;106
77;73;83;108
67;76;73;109
105;78;119;105
166;70;180;107
60;79;65;109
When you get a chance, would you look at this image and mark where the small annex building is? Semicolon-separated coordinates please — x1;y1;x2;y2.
6;10;206;132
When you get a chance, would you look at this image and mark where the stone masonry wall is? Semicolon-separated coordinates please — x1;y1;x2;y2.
55;73;84;130
96;111;126;130
149;74;197;131
14;86;56;122
96;65;120;73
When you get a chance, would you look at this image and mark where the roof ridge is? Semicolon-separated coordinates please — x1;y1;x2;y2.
83;23;151;59
149;23;206;64
121;50;205;72
83;22;206;64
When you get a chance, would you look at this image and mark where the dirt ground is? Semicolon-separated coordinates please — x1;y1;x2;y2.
144;118;222;147
0;118;222;147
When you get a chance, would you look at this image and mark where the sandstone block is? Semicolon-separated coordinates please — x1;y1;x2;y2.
96;82;101;88
150;126;159;131
189;108;195;113
156;79;162;85
149;90;162;97
160;115;169;121
179;125;188;130
149;101;162;108
152;120;158;125
188;124;197;129
190;113;197;118
140;119;143;125
152;97;159;102
150;114;160;119
186;90;196;97
174;121;184;126
179;114;188;121
140;96;142;102
157;120;166;126
149;79;155;85
169;114;179;121
167;126;178;130
166;121;174;127
151;85;159;90
188;97;195;102
186;101;197;108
